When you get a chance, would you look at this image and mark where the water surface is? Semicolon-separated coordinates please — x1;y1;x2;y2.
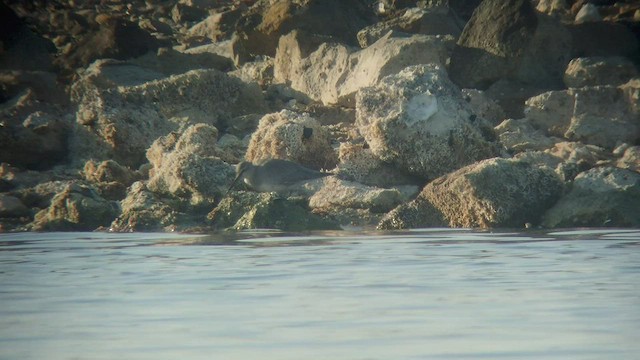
1;229;639;359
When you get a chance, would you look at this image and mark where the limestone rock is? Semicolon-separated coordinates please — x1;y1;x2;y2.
146;124;235;208
461;89;506;125
70;69;267;167
379;158;564;229
110;181;195;232
357;6;461;48
525;82;640;149
30;182;120;231
564;57;638;88
274;30;454;105
542;167;640;227
207;191;340;231
356;64;498;180
495;118;557;153
336;143;420;187
308;177;407;214
0;194;29;218
83;159;140;185
245;110;337;170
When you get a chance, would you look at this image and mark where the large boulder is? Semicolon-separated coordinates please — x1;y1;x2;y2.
244;110;337;170
274;30;454;105
542;167;640;228
379;158;564;229
356;64;498;180
524;80;640;149
70;69;267;167
146;124;236;208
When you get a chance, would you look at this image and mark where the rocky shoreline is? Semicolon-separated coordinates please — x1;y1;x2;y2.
1;0;639;232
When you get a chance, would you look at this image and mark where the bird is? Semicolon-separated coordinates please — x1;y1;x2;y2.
226;159;331;195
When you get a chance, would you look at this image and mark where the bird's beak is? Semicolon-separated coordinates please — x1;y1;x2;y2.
224;169;246;198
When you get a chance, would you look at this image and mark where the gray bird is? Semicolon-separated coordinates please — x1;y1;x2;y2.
226;159;330;194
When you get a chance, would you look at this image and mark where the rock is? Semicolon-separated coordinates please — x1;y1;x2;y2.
274;30;454;105
244;110;338;170
484;79;547;119
563;57;638;88
525;81;640;149
495;118;557;153
536;0;570;18
146;124;235;208
70;69;267;167
30;182;120;231
55;17;162;74
188;7;244;42
568;22;639;60
336;143;420;187
83;159;140;185
357;6;461;48
228;56;274;87
110;181;195;232
0;4;55;72
616;145;640;173
575;3;602;23
0;194;29;218
231;0;375;65
356;64;498;180
308;177;408;214
542;167;640;227
207;191;341;231
461;89;506;125
379;158;564;229
171;3;207;23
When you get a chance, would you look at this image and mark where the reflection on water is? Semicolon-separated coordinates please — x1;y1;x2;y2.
1;229;639;360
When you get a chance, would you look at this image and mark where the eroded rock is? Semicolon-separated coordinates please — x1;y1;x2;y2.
564;56;638;88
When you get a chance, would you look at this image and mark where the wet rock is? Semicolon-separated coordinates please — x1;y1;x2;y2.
70;69;267;167
357;6;461;48
379;158;564;229
542;167;640;228
110;181;195;232
207;191;340;231
495;119;557;153
231;0;375;65
525;81;640;149
30;182;120;231
0;194;29;218
564;57;638;88
356;64;498;180
146;124;235;208
275;30;454;105
245;110;338;170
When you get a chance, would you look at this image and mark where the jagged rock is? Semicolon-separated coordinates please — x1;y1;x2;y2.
336;143;420;187
274;30;454;105
542;167;640;227
228;56;274;87
231;0;375;65
379;158;564;229
30;182;119;231
110;181;196;232
356;64;498;180
207;191;340;231
83;160;140;185
357;6;461;48
146;124;235;208
525;80;640;149
245;110;338;170
70;69;267;167
564;57;638;88
495;118;557;153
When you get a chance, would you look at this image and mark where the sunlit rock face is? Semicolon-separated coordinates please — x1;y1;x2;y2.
356;64;498;180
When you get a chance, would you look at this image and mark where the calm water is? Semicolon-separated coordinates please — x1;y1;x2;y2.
0;229;639;360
